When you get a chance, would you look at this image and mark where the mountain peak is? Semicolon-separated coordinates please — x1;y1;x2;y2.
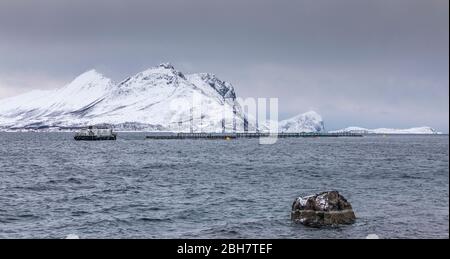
134;63;185;79
279;111;325;133
69;69;109;87
295;110;322;120
159;63;175;69
76;69;104;79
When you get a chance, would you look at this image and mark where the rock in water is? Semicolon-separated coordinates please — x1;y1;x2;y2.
291;191;356;227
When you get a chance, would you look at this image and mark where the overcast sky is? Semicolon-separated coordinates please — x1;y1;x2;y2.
0;0;448;131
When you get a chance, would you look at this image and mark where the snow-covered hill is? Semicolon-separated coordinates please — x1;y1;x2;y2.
0;70;114;128
329;126;442;135
0;63;252;132
279;111;325;133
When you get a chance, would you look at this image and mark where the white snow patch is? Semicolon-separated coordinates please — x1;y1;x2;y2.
316;193;329;210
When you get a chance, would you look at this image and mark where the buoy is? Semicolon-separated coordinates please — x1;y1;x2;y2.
366;234;379;239
65;234;80;239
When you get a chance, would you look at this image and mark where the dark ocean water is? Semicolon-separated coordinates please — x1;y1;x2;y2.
0;133;448;239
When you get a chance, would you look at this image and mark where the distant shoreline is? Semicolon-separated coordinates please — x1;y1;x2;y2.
0;130;447;136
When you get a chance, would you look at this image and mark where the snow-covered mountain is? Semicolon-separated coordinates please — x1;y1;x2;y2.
0;63;253;132
279;111;325;133
1;65;440;134
329;126;442;135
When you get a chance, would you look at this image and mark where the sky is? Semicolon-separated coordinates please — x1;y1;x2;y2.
0;0;448;132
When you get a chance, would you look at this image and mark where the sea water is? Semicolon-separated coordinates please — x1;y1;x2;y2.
0;133;448;238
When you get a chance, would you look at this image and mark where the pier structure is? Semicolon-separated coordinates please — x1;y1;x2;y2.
145;132;363;140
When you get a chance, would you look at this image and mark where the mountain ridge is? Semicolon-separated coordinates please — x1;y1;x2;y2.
0;64;440;134
0;64;250;132
279;111;325;133
329;126;442;135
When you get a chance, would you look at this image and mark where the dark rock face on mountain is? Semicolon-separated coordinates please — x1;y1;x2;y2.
291;191;356;227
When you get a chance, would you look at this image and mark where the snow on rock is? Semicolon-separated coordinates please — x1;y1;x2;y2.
291;191;356;227
279;111;325;133
0;64;253;132
329;126;441;135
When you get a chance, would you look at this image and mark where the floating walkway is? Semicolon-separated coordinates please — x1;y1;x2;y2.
145;132;363;140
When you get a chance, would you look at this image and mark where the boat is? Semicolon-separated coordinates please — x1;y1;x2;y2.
74;126;117;141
